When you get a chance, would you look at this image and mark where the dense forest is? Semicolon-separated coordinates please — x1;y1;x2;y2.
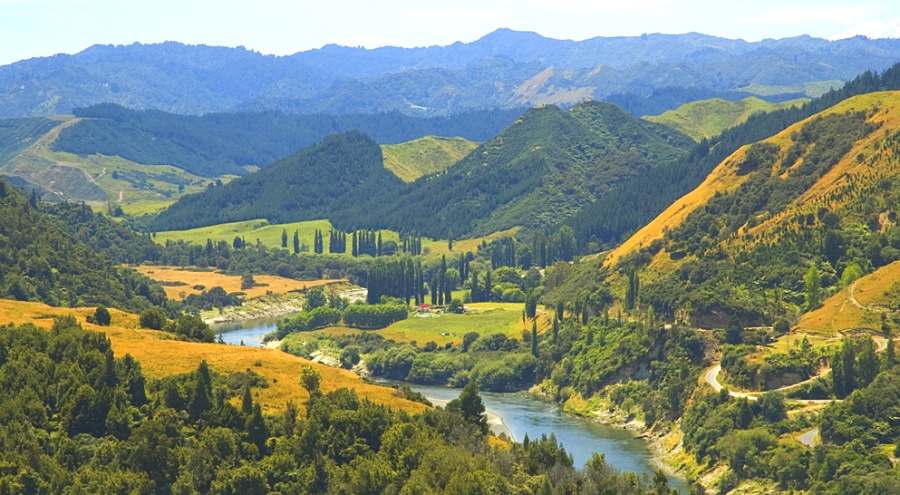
330;101;692;237
53;104;523;177
150;132;405;231
0;179;166;311
0;318;679;494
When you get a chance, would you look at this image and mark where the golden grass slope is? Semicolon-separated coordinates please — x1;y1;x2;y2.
381;136;478;182
0;299;425;415
645;97;808;142
132;266;345;300
797;260;900;335
607;91;900;268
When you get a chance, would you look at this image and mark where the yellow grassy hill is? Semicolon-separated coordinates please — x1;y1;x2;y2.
607;91;900;269
0;299;425;415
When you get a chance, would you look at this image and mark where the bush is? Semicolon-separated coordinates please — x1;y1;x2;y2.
139;307;168;330
166;314;215;342
93;306;111;326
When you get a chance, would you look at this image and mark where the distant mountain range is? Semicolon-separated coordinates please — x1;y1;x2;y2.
4;29;900;117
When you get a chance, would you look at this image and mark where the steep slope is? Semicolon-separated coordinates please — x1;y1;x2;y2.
381;136;478;182
566;62;900;249
611;91;900;325
329;101;694;237
0;178;166;310
150;131;404;231
645;96;808;141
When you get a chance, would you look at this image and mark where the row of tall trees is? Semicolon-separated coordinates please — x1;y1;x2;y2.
353;230;382;257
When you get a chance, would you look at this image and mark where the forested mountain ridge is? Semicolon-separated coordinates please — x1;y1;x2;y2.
610;91;900;325
4;30;900;117
149;131;405;231
0;105;518;203
151;100;693;236
331;101;692;238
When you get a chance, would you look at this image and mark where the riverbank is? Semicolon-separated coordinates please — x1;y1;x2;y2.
201;293;305;325
201;284;364;325
530;385;691;489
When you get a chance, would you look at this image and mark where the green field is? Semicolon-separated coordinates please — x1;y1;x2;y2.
645;97;809;141
374;302;542;347
153;218;397;252
381;136;478;182
154;217;518;258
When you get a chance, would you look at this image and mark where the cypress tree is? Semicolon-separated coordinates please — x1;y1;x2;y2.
832;349;845;397
293;230;300;254
484;270;492;303
531;321;538;357
552;317;559;342
352;231;358;257
189;360;213;422
242;385;253;415
470;270;480;303
841;339;856;395
884;338;896;372
281;229;288;248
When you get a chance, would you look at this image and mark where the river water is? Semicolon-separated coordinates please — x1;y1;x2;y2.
212;317;687;492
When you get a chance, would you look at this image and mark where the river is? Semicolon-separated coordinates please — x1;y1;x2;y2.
213;317;687;492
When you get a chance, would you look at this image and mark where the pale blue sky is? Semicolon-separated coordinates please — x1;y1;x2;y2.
1;0;899;65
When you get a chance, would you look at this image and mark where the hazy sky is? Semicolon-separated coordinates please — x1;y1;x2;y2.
1;0;899;65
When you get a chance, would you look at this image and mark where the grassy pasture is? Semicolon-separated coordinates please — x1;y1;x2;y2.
797;260;900;335
381;136;477;182
154;217;518;260
133;265;344;300
309;302;548;348
645;97;808;142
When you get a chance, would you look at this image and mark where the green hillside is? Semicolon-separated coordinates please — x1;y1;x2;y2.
330;102;694;238
0;178;166;310
150;131;405;231
381;136;477;182
645;96;809;141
